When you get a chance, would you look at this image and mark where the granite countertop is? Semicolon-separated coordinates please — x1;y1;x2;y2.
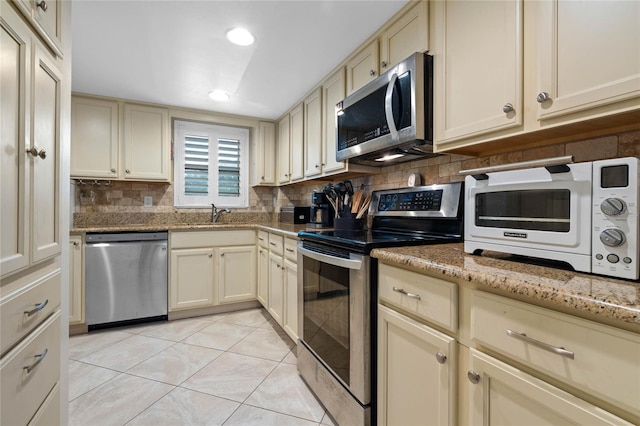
371;243;640;328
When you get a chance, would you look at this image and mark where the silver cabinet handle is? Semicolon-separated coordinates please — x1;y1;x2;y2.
261;176;265;180
23;348;48;373
502;103;514;113
285;248;294;252
258;237;265;241
536;92;551;103
72;241;79;246
24;299;48;316
392;286;421;300
270;242;276;246
208;253;213;258
467;370;480;384
37;149;46;159
506;329;574;359
381;61;388;68
369;70;375;76
315;164;319;168
125;169;130;174
111;168;116;173
36;0;48;11
220;253;225;257
26;146;39;157
435;352;447;364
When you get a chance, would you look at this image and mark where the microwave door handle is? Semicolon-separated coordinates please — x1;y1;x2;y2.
297;246;363;270
384;73;399;141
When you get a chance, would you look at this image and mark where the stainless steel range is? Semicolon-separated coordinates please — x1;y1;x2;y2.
297;182;464;425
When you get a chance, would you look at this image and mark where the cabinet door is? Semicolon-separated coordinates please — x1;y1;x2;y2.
218;245;256;304
70;96;119;179
467;348;632;426
277;114;290;184
283;259;298;341
68;235;83;324
433;0;523;144
379;1;428;72
321;68;346;174
378;305;456;426
122;103;170;181
32;0;62;56
31;44;61;263
257;247;269;307
268;252;284;325
289;102;304;182
346;40;379;95
537;0;640;120
170;248;215;311
304;88;323;178
1;9;31;276
256;121;276;185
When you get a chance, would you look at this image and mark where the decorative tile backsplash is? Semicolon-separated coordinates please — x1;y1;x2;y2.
73;130;640;222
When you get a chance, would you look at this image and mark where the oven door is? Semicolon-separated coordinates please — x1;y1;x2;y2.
297;241;370;405
465;162;593;255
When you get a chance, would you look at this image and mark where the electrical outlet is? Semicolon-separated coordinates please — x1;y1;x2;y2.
144;196;153;207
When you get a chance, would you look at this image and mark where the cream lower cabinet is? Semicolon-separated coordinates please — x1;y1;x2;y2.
169;230;256;312
267;251;285;325
257;246;269;307
68;235;84;325
217;245;256;304
283;257;298;340
378;304;456;426
466;348;632;425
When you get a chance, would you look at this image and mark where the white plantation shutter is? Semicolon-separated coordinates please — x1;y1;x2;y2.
174;121;249;208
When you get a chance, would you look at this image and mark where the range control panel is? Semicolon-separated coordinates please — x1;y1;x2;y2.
377;190;443;212
371;183;462;218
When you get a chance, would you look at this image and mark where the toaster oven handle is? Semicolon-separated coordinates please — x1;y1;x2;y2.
459;155;574;177
298;246;363;270
384;73;399;141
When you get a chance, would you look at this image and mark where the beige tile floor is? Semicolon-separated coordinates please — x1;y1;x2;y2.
68;308;337;426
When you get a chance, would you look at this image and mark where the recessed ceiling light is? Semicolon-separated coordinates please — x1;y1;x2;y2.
226;28;254;46
209;90;230;102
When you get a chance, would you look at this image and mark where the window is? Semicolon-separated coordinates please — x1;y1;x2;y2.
174;120;249;208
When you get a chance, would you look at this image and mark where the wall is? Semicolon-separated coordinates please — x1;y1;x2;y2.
74;129;640;222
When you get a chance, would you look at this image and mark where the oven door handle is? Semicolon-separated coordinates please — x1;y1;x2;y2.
298;246;363;270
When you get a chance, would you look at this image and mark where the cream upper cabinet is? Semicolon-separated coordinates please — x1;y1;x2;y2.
11;0;63;58
30;44;62;264
169;247;215;311
71;96;171;182
289;102;304;182
68;235;84;325
378;304;456;426
379;0;428;72
536;0;640;120
70;96;119;179
321;68;347;174
277;114;290;184
217;245;256;304
346;40;380;96
122;103;171;181
433;0;523;143
466;348;632;425
253;121;276;185
304;88;323;178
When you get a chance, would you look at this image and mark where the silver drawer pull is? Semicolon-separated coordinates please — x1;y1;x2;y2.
23;348;48;374
270;242;276;246
24;299;48;316
392;287;421;300
506;329;574;359
285;248;294;252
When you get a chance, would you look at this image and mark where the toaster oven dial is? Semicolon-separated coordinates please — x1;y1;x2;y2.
600;198;626;216
599;228;626;247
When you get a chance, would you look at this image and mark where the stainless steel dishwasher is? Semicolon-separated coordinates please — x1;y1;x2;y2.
85;232;168;329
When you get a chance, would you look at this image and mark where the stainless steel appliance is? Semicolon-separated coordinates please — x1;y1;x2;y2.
309;191;335;228
336;52;434;166
85;232;168;329
297;183;464;425
280;206;312;224
463;156;639;280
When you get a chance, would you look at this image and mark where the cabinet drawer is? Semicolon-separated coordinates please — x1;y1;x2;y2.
28;382;60;425
471;291;640;417
378;264;457;332
284;237;297;261
268;233;284;255
1;312;61;426
257;230;269;248
1;270;61;355
171;230;255;248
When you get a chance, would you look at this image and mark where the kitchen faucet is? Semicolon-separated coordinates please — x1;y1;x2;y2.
211;203;230;223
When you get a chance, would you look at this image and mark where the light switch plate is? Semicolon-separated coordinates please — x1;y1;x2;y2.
144;196;153;207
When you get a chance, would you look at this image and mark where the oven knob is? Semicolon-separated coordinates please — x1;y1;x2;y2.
600;198;626;216
599;228;626;247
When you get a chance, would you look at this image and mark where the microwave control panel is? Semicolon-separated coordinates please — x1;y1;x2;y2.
591;157;639;280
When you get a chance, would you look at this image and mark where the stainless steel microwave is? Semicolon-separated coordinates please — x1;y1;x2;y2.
335;52;434;167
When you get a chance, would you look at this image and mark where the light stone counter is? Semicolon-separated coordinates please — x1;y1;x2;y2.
371;243;640;329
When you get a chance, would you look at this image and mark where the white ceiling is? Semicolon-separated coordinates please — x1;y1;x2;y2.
71;0;410;120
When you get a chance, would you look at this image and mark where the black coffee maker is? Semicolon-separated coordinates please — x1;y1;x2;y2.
309;191;334;228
